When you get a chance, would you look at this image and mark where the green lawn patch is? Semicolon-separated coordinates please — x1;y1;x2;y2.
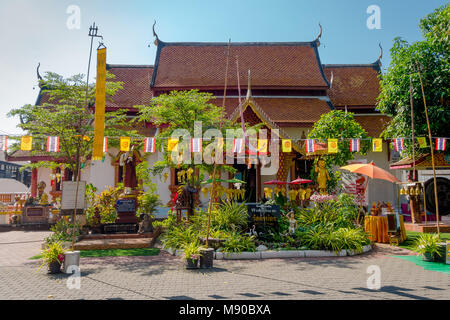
399;231;450;251
30;248;160;260
391;255;450;275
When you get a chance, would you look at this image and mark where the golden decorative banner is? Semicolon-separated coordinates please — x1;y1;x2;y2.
328;139;338;153
282;139;292;153
92;47;107;160
20;136;32;151
372;138;383;152
120;137;131;152
417;137;427;148
167;138;179;152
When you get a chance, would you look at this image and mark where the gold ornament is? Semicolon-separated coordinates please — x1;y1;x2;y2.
163;172;169;183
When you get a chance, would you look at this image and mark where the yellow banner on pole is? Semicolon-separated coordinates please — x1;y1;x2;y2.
92;47;107;160
20;136;32;151
328;139;338;153
372;138;383;152
120;137;131;152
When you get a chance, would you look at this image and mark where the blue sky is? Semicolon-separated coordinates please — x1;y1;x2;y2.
0;0;446;135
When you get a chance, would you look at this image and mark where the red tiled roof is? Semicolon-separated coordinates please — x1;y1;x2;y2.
152;42;329;89
211;97;332;124
353;114;391;137
36;65;154;112
106;65;153;111
323;64;380;107
252;98;332;123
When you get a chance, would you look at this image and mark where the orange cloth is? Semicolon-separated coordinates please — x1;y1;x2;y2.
364;215;406;243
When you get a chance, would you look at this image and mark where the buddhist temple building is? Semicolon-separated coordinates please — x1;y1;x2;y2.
8;26;402;212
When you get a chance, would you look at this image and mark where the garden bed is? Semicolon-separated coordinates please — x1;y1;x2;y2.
165;244;372;260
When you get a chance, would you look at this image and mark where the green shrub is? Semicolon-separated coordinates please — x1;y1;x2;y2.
45;217;81;245
222;233;256;254
211;201;249;232
413;233;443;258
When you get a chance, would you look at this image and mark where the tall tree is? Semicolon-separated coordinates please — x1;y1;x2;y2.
377;4;450;156
8;72;140;178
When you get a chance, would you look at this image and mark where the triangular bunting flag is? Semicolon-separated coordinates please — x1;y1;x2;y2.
394;138;404;152
167;138;179;152
305;139;315;153
350;139;360;152
282;139;292;153
144;137;156;153
233;138;244;153
21;136;32;151
46;136;60;152
120;137;131;152
103;137;108;153
257;139;268;154
191;138;202;153
328;139;338;153
372;138;382;152
0;135;7;152
436;138;447;151
417;137;427;148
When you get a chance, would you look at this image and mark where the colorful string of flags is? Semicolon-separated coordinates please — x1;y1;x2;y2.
0;134;448;154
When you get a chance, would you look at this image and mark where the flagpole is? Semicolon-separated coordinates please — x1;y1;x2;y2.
205;39;231;248
410;75;416;181
71;23;103;251
415;63;440;237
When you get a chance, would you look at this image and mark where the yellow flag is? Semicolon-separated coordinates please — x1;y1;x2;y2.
417;137;427;148
20;136;32;151
258;139;268;153
282;139;292;153
120;137;131;152
92;47;107;160
372;138;383;152
328;139;338;153
216;137;224;151
167;138;179;152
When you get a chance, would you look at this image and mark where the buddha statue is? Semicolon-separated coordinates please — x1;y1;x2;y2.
315;159;330;195
37;181;49;205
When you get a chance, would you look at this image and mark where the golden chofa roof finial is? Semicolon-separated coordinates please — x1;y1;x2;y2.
315;22;323;47
246;69;252;100
152;20;159;46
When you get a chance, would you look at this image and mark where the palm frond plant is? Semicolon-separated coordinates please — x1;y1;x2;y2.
413;233;442;262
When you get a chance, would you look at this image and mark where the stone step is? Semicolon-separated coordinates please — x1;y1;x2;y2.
404;223;450;233
73;238;156;250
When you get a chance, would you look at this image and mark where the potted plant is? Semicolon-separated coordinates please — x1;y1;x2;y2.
183;241;202;269
37;241;66;274
413;233;442;262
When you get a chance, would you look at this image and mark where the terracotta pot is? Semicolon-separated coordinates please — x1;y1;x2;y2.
48;261;61;274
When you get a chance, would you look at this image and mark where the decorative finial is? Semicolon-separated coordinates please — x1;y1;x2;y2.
246;69;252;100
36;63;43;87
152;20;159;46
377;43;383;61
315;23;323;47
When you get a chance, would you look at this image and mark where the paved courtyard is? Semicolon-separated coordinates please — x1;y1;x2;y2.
0;230;448;300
